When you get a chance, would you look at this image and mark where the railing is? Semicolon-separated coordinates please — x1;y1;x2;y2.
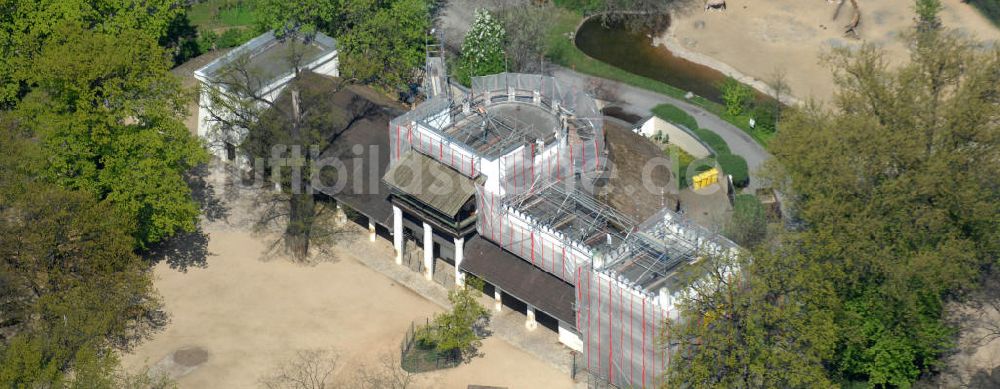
399;319;462;373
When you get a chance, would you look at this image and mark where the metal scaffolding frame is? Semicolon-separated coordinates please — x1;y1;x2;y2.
391;70;741;388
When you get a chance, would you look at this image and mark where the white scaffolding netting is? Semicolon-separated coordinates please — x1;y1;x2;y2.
474;182;595;283
577;268;669;389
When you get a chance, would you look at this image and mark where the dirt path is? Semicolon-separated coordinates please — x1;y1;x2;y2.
123;162;574;388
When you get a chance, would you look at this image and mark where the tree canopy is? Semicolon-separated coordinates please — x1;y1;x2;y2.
667;11;999;389
13;24;207;248
0;119;166;387
338;0;432;92
457;9;507;86
0;0;187;106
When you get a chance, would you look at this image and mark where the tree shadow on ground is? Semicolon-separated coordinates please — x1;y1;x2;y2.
186;163;230;223
968;366;1000;388
146;226;212;272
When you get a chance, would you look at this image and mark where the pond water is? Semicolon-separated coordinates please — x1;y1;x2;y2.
575;15;731;104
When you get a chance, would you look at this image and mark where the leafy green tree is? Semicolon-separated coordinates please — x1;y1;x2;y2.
254;0;340;38
769;25;999;386
914;0;942;31
725;194;767;248
458;9;507;86
665;248;838;388
338;0;431;92
0;121;166;386
417;279;490;357
720;77;753;117
0;0;185;106
13;25;207;248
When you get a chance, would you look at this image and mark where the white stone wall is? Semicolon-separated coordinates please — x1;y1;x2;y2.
638;117;712;158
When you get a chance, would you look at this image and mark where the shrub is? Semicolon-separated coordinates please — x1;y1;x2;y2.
415;281;490;357
726;194;767;247
197;30;218;52
216;28;254;49
720;77;754;117
651;104;698;130
717;153;749;188
668;145;695;188
691;127;730;155
751;102;779;134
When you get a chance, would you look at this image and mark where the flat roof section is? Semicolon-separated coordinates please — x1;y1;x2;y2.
198;31;337;86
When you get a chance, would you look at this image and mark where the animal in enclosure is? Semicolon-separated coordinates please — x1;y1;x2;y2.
844;0;861;38
706;0;726;11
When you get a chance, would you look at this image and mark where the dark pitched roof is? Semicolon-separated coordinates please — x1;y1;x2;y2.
382;152;477;218
313;83;405;226
462;236;576;325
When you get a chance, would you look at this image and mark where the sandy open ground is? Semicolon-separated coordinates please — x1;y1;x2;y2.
122;169;573;388
660;0;1000;102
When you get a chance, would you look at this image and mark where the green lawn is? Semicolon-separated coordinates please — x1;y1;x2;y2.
544;8;773;148
188;0;256;32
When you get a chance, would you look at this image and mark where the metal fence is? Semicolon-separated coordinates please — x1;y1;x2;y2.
400;319;462;373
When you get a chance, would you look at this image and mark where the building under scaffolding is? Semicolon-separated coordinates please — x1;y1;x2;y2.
384;71;738;388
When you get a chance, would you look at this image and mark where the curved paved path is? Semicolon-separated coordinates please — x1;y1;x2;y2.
550;66;773;190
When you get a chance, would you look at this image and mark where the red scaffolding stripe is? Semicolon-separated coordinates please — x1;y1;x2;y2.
608;277;614;383
530;143;535;184
569;144;573;172
439;140;443;159
561;247;567;280
530;230;535;265
576;268;582;328
586;270;592;371
593;138;600;170
597;273;602;378
500;213;505;248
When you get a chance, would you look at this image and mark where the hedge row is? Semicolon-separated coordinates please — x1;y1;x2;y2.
651;104;697;131
651;104;749;188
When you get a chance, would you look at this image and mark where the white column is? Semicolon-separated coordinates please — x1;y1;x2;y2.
494;288;503;312
422;222;434;281
368;221;376;242
558;322;584;352
525;304;538;331
393;206;403;265
454;236;465;287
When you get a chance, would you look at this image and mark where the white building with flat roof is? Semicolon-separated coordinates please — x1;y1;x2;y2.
194;31;338;163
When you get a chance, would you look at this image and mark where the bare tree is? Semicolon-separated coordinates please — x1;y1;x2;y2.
260;349;341;389
203;35;378;261
260;349;417;389
350;353;416;389
493;1;550;73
